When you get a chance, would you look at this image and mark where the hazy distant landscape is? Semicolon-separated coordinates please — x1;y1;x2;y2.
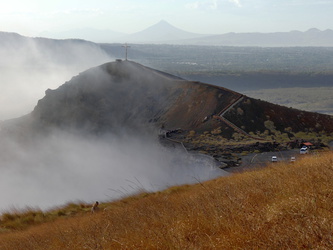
105;44;333;73
44;20;333;47
1;1;333;246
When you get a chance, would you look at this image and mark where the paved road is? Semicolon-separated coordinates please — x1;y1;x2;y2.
225;149;303;173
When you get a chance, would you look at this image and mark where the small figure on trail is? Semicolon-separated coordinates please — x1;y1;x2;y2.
91;201;99;214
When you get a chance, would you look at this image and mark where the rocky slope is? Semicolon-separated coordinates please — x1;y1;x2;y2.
1;61;241;134
0;60;333;171
1;60;332;152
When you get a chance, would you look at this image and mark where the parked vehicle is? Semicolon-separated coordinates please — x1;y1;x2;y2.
300;146;309;154
271;156;277;162
290;156;296;163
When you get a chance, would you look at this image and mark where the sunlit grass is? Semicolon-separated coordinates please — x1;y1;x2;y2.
0;152;333;249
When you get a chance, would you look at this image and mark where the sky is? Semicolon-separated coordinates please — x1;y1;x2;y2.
0;0;332;37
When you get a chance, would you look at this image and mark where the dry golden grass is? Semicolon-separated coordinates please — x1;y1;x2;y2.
1;152;333;249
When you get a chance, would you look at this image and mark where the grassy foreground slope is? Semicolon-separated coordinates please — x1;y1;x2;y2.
1;152;333;249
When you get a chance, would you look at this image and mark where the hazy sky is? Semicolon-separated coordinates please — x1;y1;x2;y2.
1;0;332;36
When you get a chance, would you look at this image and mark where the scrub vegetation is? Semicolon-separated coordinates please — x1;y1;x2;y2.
244;87;333;115
1;152;333;249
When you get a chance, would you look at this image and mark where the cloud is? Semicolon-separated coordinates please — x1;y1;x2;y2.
274;0;333;7
185;0;218;10
50;8;104;17
185;0;243;10
229;0;242;7
0;7;104;18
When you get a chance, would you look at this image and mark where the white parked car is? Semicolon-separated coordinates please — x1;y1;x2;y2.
271;156;277;162
290;156;296;163
300;146;309;154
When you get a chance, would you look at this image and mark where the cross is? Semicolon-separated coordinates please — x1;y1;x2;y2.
122;43;130;61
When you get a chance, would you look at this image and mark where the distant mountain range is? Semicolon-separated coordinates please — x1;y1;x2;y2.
40;20;205;44
40;20;333;46
185;28;333;47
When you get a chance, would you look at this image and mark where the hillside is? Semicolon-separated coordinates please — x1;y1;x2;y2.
2;60;332;135
0;59;333;226
224;96;333;137
2;60;333;165
1;152;333;248
1;60;242;135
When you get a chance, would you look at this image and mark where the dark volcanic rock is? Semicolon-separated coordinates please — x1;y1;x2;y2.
13;60;242;135
224;96;333;135
1;60;333;144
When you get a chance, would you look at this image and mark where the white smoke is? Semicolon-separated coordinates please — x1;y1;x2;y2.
0;130;227;211
0;34;227;213
0;34;111;120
